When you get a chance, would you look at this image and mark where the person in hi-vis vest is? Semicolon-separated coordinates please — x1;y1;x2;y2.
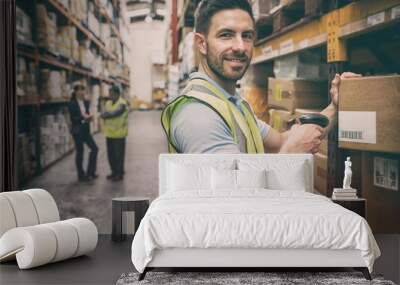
161;0;360;154
101;84;129;182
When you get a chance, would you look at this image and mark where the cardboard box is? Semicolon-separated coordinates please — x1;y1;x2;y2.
242;86;268;117
268;78;328;113
338;75;400;153
268;109;294;132
314;153;328;196
362;152;400;233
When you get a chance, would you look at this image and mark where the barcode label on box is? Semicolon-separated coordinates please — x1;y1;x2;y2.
367;12;385;26
338;111;376;144
374;157;398;191
340;130;363;140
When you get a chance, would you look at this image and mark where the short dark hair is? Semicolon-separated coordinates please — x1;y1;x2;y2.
194;0;254;35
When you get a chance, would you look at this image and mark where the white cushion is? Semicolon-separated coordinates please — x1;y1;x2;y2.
211;168;236;190
237;169;267;189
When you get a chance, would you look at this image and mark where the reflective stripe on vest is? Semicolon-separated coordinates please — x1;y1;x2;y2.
104;97;129;138
161;79;264;153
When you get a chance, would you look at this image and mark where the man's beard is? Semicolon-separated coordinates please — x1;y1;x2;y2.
206;45;250;81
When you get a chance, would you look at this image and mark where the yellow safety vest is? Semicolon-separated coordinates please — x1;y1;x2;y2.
161;78;264;153
103;97;129;138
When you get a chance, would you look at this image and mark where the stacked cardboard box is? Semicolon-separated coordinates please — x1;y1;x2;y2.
88;11;100;38
241;65;272;123
16;6;32;43
70;0;88;23
338;75;400;153
16;56;38;102
180;32;198;77
268;109;293;132
268;78;327;113
252;0;280;20
79;41;95;69
40;70;68;100
100;23;111;45
40;112;73;167
36;4;57;53
274;52;327;80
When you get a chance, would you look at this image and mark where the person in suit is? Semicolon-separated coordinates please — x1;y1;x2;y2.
68;81;99;181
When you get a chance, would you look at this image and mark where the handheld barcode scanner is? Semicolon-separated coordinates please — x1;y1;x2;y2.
298;113;329;128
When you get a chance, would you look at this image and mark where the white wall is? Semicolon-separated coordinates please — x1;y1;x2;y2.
127;20;167;102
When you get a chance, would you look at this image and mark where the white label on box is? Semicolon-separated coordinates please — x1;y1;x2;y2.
391;6;400;19
374;157;398;191
299;39;309;49
338;111;376;144
262;45;273;56
280;39;294;55
367;11;385;26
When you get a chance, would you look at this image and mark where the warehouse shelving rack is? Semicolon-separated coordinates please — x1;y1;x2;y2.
250;0;400;198
16;0;131;186
170;0;400;204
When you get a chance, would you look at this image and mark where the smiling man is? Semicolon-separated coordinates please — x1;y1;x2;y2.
161;0;358;154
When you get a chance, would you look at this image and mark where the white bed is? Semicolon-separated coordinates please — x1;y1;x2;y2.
131;154;380;280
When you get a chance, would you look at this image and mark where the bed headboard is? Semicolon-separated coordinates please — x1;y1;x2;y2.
159;154;314;196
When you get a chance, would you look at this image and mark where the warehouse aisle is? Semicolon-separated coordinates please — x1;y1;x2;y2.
26;110;167;234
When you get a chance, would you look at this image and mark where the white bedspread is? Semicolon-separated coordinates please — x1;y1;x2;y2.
131;190;380;273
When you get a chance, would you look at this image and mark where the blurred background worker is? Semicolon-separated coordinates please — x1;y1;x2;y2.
101;84;129;182
68;81;99;182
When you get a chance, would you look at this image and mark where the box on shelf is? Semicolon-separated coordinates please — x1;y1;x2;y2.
16;6;32;43
268;78;328;113
241;64;273;88
252;0;280;20
338;75;400;153
36;4;57;52
242;86;268;118
88;12;100;37
70;0;88;23
268;109;294;132
362;152;400;233
273;52;326;80
314;152;328;196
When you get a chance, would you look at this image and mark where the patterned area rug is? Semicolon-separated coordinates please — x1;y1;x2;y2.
116;271;396;285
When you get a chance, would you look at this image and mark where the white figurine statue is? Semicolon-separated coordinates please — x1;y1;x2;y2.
343;157;353;189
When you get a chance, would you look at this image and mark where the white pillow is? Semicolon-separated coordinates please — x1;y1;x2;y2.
236;169;267;189
211;168;236;190
167;162;211;191
265;163;308;191
238;159;310;191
